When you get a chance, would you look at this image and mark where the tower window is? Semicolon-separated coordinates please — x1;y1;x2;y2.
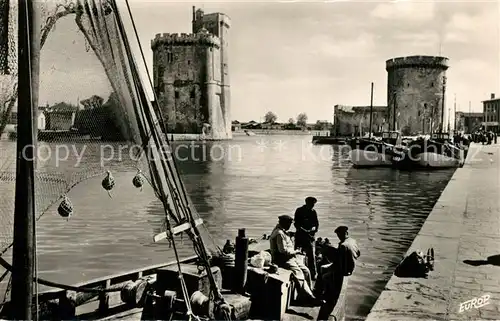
187;60;191;65
431;82;434;87
407;83;410;87
190;90;195;98
175;91;179;99
167;52;174;63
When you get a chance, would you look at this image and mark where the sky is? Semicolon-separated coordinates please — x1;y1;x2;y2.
39;0;500;124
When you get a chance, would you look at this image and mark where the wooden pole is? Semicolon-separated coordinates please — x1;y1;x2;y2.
440;76;446;132
369;82;374;139
392;92;397;131
453;94;457;131
11;0;40;319
470;100;474;132
448;107;451;132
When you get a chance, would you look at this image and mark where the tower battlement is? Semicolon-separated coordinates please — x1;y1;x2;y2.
151;31;220;50
202;12;232;28
386;55;449;71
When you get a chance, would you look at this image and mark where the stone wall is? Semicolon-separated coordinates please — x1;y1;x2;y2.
386;56;449;135
334;105;389;136
152;31;219;135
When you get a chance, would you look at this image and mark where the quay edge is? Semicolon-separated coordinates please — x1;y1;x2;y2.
365;143;500;321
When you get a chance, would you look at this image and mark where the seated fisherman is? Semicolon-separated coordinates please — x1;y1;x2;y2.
269;215;319;304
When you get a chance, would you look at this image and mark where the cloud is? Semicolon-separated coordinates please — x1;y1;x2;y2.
308;32;377;58
444;9;497;45
453;58;490;75
371;1;435;22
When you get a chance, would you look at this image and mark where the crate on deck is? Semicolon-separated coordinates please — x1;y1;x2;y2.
156;264;222;298
245;265;294;320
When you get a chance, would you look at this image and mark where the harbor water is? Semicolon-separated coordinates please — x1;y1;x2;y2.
0;135;454;320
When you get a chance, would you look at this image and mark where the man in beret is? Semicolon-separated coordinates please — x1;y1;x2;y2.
294;196;319;280
269;214;319;304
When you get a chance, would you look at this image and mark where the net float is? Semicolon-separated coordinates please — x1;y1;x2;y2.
58;196;73;221
132;170;144;191
102;170;115;198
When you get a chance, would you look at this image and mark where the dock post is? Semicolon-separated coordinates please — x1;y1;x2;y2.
233;228;249;293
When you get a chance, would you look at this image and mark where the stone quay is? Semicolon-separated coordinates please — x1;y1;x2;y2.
366;143;500;320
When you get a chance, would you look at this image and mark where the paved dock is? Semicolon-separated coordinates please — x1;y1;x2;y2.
366;143;500;321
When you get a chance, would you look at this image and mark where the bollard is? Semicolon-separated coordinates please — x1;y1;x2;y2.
233;228;249;293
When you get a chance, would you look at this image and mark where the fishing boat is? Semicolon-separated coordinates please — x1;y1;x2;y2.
391;132;465;169
346;83;402;167
348;131;401;167
0;1;347;320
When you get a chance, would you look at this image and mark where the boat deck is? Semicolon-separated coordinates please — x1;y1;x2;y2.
0;242;347;321
91;304;323;321
90;296;333;321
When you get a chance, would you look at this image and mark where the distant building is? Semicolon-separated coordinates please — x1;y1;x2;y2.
38;111;46;130
261;122;283;130
455;111;483;134
8;106;47;130
241;121;261;129
45;103;77;130
333;105;388;136
482;93;500;133
231;120;241;131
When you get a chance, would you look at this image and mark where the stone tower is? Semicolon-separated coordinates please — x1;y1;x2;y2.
386;55;449;135
151;7;231;140
192;7;231;139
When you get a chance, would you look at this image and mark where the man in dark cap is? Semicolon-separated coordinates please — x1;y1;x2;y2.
294;196;319;280
269;215;319;304
335;226;360;276
316;226;360;321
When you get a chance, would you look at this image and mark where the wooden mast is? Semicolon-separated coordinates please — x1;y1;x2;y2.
369;82;374;138
11;0;41;319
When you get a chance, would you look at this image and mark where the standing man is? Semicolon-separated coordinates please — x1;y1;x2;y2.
317;226;360;321
294;196;319;280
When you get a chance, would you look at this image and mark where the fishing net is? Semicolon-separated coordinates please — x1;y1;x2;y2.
0;0;220;304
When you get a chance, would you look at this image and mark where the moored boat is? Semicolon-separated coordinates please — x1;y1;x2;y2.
391;132;465;170
348;131;401;168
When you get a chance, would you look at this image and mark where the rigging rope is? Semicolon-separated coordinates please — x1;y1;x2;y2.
111;1;203;318
122;0;225;305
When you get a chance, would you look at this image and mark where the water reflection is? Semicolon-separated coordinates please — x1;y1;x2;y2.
343;167;453;318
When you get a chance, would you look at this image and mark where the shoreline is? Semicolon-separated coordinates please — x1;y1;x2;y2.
366;143;500;320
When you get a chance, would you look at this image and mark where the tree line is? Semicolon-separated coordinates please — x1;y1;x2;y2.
263;111;330;130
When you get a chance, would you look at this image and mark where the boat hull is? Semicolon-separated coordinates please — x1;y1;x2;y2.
391;139;464;170
348;138;397;168
348;149;393;167
418;152;462;168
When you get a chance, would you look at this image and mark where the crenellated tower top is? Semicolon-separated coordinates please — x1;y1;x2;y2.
386;55;449;71
151;29;220;50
